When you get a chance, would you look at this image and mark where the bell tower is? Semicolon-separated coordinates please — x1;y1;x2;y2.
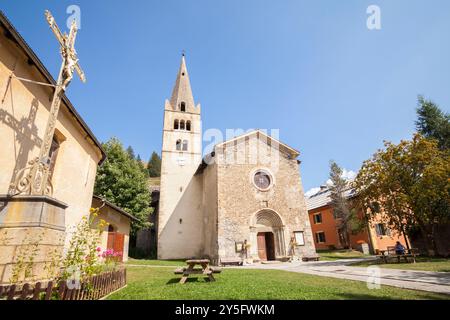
158;54;202;259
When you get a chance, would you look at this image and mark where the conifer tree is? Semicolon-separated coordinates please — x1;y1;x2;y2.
147;151;161;177
328;161;354;249
416;96;450;150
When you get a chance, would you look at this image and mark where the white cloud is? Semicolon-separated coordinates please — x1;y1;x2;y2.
341;169;357;181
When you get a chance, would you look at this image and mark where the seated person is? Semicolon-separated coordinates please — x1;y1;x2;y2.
394;241;406;255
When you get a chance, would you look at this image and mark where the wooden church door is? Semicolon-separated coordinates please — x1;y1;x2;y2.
257;232;267;260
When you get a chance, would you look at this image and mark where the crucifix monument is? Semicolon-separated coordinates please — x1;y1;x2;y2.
12;10;86;196
0;11;87;283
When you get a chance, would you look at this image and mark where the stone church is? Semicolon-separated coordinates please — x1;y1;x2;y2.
157;55;316;263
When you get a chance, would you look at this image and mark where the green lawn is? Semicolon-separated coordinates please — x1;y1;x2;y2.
317;249;372;261
108;266;449;300
126;258;185;266
350;257;450;272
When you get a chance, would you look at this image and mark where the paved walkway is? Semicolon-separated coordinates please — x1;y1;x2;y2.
233;258;450;295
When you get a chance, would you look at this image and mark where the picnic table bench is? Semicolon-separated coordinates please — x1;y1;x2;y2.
174;259;222;284
377;247;420;264
220;257;243;266
302;254;320;262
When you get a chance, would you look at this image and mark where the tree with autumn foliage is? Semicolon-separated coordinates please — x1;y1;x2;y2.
353;134;450;255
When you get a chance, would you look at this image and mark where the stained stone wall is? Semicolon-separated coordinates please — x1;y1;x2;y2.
0;196;67;284
213;135;316;260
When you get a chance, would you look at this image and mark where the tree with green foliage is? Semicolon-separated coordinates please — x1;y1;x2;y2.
136;154;147;175
94;138;152;237
147;151;161;177
416;96;450;150
353;134;450;255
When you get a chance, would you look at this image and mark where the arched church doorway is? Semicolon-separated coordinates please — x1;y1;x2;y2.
251;209;286;261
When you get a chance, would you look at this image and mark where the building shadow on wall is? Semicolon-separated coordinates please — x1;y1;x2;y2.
0;94;42;195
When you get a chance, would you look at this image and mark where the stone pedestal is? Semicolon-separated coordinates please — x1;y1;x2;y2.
0;195;67;284
357;243;370;255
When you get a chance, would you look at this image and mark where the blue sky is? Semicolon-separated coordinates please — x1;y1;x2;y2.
2;0;450;193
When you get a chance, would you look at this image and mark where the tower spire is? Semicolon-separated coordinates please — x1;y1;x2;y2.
170;54;195;111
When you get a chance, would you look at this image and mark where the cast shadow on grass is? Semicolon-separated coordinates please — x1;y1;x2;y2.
336;292;449;300
166;277;214;285
336;293;396;300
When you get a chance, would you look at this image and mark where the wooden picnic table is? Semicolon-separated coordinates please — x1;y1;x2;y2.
378;247;419;264
174;259;221;284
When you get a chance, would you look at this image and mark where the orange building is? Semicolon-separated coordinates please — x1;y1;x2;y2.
306;186;407;254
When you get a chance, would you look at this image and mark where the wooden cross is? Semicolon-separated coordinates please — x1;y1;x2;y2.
12;11;86;196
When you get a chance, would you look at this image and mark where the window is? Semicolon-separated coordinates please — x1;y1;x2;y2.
186;120;191;131
48;136;60;179
315;232;326;243
174;119;179;130
294;231;305;246
180;102;186;112
253;170;272;190
180;120;185;130
313;213;322;224
375;223;391;236
182;140;188;151
176;139;182;151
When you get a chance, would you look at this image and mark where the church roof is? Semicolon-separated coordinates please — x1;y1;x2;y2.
195;130;301;175
0;10;106;164
215;129;300;158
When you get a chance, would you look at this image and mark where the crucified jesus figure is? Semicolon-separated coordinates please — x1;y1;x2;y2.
61;46;78;89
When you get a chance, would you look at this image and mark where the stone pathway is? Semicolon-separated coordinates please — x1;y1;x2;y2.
233;258;450;295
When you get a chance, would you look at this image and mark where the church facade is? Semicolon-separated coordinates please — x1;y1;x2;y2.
157;56;316;263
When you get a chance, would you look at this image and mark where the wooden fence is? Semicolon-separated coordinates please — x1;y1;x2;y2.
0;268;126;300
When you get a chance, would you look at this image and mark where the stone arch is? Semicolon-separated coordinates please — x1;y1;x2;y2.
252;209;284;227
249;209;286;260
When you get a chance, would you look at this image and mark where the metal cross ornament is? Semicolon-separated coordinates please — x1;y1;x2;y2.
46;10;86;88
12;10;86;196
